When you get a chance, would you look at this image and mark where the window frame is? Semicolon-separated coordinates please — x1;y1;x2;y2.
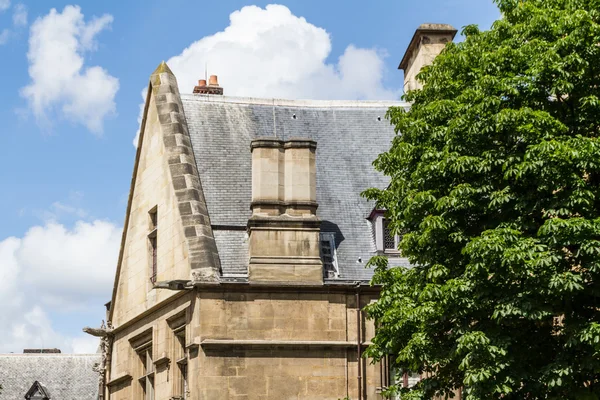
130;330;154;400
371;211;402;255
319;232;339;278
148;207;158;284
174;326;188;400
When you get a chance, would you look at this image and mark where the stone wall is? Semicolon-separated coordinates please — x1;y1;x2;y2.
112;91;192;327
108;288;384;400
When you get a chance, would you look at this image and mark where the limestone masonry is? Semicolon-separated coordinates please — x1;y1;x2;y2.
88;23;456;400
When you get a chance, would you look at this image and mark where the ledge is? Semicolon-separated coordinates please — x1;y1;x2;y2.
176;357;188;365
107;373;132;387
283;139;317;149
186;337;201;351
201;339;373;350
153;355;170;366
250;138;284;149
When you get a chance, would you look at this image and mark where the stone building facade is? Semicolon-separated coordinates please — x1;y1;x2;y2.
91;24;456;400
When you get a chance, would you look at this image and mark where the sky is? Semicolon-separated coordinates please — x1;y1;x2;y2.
0;0;500;353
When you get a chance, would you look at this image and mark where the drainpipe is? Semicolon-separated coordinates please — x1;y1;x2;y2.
356;283;362;400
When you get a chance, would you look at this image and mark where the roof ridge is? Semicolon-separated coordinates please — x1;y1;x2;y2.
181;94;409;108
0;353;101;356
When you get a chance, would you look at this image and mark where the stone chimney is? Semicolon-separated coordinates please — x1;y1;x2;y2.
399;23;457;92
193;74;224;95
248;138;322;284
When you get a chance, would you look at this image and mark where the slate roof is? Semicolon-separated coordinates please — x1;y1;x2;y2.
182;95;411;281
0;354;100;400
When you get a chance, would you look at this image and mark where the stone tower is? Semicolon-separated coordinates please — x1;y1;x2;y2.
399;23;457;92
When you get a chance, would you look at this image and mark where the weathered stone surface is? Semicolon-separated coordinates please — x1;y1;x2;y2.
399;23;457;92
148;63;221;283
249;138;322;284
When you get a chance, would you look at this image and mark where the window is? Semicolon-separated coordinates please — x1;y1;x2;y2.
383;219;401;251
148;207;158;284
174;326;188;399
168;313;188;400
369;210;402;254
131;331;154;400
388;366;421;400
320;232;339;278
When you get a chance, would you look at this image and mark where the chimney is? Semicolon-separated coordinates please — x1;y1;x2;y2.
399;23;457;92
23;348;61;354
193;74;224;95
248;138;322;284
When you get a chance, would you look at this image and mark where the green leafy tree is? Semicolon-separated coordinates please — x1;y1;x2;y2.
363;1;600;399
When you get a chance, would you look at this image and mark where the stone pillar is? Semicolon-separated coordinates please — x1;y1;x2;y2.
248;138;323;284
398;23;457;92
251;139;285;216
284;139;317;217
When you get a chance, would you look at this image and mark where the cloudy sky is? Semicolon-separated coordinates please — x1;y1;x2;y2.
0;0;499;353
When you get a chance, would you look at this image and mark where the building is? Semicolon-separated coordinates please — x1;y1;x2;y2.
90;24;457;400
0;349;101;400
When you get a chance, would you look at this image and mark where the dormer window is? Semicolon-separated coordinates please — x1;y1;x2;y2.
320;232;339;278
383;219;401;251
369;210;401;254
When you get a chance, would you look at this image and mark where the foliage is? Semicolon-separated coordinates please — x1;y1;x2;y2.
363;0;600;399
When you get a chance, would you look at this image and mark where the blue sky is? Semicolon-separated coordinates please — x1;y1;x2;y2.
0;0;500;353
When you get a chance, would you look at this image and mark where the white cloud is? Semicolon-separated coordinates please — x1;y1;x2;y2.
17;221;120;298
21;5;118;134
71;335;100;353
134;4;399;146
132;88;147;147
13;3;27;26
0;0;10;12
0;219;120;353
0;28;8;44
167;4;398;100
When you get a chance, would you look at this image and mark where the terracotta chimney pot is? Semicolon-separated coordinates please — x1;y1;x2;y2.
194;74;223;95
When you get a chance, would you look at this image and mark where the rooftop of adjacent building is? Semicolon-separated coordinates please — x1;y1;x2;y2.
0;350;101;400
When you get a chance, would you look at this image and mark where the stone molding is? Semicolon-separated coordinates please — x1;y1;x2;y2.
106;373;132;387
249;199;319;209
250;138;284;149
398;23;457;71
250;138;317;150
201;339;374;350
149;62;221;283
283;139;317;149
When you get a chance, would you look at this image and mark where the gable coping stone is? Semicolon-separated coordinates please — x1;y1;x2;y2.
150;62;221;283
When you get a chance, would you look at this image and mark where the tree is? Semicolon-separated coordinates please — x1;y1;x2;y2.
363;1;600;399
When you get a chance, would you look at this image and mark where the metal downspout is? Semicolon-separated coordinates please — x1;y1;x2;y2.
356;284;362;400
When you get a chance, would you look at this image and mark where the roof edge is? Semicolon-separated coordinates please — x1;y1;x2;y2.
107;82;151;324
0;353;102;357
108;62;222;324
181;94;409;108
398;23;458;71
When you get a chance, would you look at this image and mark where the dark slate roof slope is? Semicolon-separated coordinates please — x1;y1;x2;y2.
0;353;100;400
182;95;410;280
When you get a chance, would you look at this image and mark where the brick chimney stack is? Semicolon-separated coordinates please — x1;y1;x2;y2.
23;348;62;354
194;74;224;95
399;23;457;92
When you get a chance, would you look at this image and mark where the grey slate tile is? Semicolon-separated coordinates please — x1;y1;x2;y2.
182;95;411;280
0;354;101;400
